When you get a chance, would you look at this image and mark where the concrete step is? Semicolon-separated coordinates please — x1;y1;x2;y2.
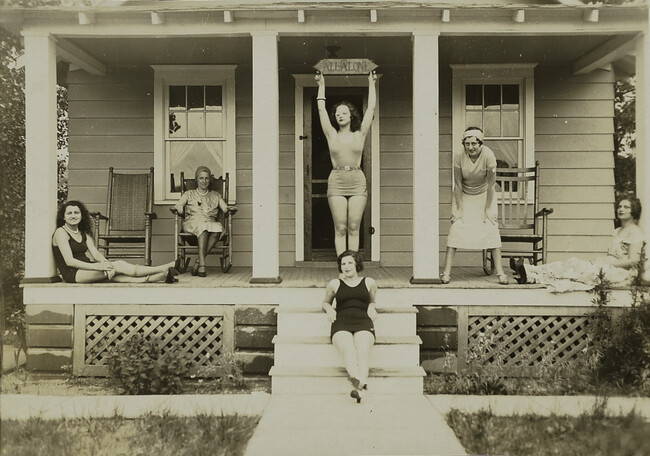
270;366;425;394
276;305;417;337
273;335;422;368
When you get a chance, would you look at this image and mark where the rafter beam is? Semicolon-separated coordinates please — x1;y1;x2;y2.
573;34;640;75
56;38;106;75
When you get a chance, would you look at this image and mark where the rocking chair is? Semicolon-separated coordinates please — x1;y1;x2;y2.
91;167;156;266
172;172;234;273
483;161;553;274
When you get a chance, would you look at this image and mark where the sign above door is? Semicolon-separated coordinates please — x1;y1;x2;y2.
314;59;377;75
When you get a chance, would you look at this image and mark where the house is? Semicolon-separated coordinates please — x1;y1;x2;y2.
2;0;648;388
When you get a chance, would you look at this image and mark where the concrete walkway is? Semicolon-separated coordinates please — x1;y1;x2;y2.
243;393;468;456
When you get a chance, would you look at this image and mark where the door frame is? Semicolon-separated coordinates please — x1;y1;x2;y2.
293;74;381;262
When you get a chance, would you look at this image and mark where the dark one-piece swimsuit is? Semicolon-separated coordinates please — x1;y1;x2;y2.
52;231;93;283
330;277;375;340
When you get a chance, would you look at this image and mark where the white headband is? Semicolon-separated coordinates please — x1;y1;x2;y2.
463;129;484;142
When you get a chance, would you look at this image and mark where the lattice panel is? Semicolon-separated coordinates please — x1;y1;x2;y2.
468;315;589;367
84;315;224;367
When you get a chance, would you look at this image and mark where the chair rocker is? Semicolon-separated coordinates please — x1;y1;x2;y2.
91;167;156;266
173;172;233;273
483;161;553;274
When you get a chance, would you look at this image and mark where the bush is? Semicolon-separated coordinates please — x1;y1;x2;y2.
105;334;193;395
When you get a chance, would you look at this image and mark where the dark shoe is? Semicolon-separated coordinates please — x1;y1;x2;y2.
191;259;200;276
197;265;207;278
350;388;363;404
174;256;191;274
165;267;179;284
515;261;528;285
509;257;517;272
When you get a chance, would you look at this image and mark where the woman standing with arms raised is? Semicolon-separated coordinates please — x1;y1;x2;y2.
315;71;377;255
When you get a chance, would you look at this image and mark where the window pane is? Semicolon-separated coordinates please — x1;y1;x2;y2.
465;111;483;130
484;139;519;168
187;112;205;138
502;110;520;137
484;85;501;110
168;112;186;138
206;86;223;109
465;85;482;109
484;111;500;137
169;86;186;108
168;141;225;188
502;84;519;108
188;86;204;110
206;112;224;138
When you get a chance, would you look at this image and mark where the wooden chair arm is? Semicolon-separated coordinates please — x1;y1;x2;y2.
169;207;185;219
145;211;157;220
227;205;238;216
89;211;109;221
536;208;554;218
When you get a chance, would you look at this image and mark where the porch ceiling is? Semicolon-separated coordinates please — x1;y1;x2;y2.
65;34;619;68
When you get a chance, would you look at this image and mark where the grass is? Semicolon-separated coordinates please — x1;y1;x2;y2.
446;405;650;456
1;412;260;456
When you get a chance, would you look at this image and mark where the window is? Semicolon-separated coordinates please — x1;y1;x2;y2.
153;66;236;203
451;64;536;170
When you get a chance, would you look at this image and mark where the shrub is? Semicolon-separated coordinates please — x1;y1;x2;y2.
105;334;193;395
192;352;248;392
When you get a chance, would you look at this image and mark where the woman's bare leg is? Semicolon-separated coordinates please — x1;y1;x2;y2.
332;331;360;381
112;259;173;277
442;246;457;277
328;196;350;255
197;231;209;266
74;270;108;283
205;232;222;255
353;330;374;386
346;195;367;252
491;248;506;276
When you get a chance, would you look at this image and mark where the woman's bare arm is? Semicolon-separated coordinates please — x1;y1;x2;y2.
315;73;337;139
359;71;377;136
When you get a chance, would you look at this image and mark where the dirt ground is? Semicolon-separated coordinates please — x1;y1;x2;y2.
1;370;272;396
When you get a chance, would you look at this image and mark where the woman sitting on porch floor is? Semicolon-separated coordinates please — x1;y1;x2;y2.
322;250;378;403
441;126;508;285
315;70;376;255
53;200;180;284
513;197;646;293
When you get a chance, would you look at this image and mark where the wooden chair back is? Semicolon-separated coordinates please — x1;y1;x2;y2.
106;167;154;233
495;162;539;232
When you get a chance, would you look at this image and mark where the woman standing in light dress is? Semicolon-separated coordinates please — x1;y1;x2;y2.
513;197;646;292
172;166;233;277
441;126;508;285
315;71;377;255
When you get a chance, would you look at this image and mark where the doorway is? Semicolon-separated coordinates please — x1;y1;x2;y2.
303;87;372;261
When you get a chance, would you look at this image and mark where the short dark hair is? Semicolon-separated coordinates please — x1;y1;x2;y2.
617;196;642;221
330;101;362;132
56;200;93;235
337;250;364;273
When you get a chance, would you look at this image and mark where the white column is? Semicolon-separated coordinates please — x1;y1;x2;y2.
250;32;281;283
636;29;650;231
411;33;441;284
23;33;58;281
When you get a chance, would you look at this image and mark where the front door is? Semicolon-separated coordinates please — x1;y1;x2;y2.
303;87;372;261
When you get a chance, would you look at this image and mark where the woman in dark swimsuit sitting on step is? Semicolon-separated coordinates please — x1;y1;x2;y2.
322;250;378;403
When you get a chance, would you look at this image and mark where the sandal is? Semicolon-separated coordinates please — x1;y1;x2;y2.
497;274;509;285
440;272;450;284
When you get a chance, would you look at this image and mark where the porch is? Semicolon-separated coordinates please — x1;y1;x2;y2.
23;266;634;378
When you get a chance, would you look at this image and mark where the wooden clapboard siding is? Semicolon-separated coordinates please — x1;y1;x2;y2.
67;64;256;266
378;66;414;263
535;65;616;263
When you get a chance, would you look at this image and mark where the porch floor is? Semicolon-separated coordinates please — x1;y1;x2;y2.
156;266;543;289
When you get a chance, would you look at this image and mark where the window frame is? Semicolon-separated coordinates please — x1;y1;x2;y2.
451;64;536;170
153;65;237;203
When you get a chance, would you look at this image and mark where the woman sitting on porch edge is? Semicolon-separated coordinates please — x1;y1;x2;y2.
513;197;647;292
322;250;378;403
53;200;180;283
